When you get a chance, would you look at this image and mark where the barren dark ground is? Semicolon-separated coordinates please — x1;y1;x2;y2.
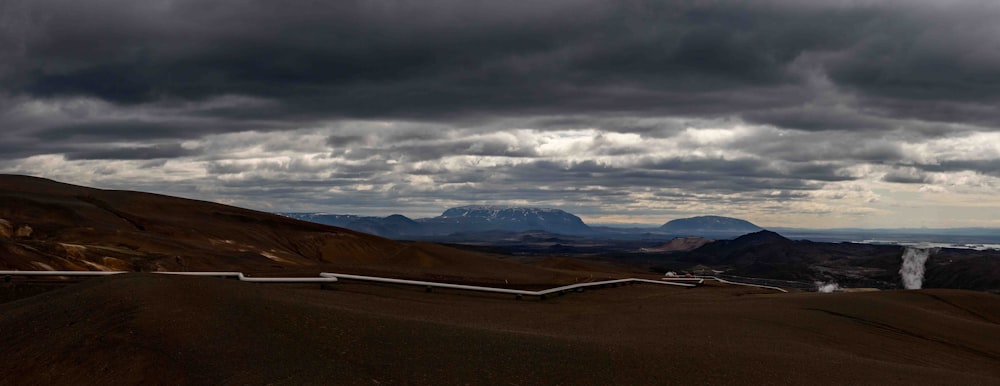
2;274;998;385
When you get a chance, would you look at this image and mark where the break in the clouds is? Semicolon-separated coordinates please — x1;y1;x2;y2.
2;0;1000;227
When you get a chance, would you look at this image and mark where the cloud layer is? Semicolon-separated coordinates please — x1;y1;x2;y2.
2;0;999;227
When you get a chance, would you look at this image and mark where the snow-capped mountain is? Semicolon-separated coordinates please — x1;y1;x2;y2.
423;206;593;235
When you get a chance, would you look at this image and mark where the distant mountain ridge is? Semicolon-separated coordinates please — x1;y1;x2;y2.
424;206;592;235
660;215;762;235
282;206;593;238
283;211;769;240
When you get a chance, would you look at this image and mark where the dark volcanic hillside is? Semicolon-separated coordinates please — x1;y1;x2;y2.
0;175;585;284
670;230;1000;291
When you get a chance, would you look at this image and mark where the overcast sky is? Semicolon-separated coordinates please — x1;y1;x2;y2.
2;0;1000;228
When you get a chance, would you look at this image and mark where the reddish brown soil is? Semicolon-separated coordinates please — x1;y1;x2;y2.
1;274;997;385
0;175;632;285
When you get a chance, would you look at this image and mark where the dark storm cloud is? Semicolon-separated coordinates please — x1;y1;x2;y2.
492;158;831;196
742;106;892;132
7;0;605;114
913;160;1000;178
204;162;252;176
65;143;197;160
326;135;370;148
5;0;1000;128
728;129;907;164
383;140;538;161
329;134;538;162
882;168;928;184
34;121;197;141
0;145;36;161
640;157;851;182
881;158;1000;184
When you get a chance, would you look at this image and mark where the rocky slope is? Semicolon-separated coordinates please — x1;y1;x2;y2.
0;175;582;284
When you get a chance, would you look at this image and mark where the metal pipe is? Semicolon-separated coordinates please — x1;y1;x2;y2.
660;278;705;284
154;271;338;283
0;270;127;276
686;276;788;293
320;273;694;298
0;271;338;284
321;273;536;295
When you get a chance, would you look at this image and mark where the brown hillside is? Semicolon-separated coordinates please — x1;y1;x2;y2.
643;236;713;252
0;175;593;284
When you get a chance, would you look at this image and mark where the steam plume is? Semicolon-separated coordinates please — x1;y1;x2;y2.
815;281;841;293
900;246;936;289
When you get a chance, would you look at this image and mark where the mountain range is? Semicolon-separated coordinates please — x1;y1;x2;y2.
282;210;760;239
283;206;595;238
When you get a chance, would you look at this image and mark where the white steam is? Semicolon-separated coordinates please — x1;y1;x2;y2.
900;246;937;290
815;281;841;293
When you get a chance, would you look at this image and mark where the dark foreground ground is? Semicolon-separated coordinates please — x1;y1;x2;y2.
2;274;999;385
